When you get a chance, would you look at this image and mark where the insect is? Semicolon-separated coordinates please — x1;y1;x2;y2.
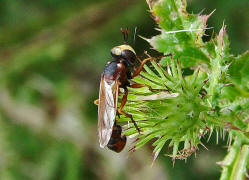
96;28;168;152
106;123;127;152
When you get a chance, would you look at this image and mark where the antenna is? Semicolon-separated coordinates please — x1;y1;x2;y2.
120;27;129;44
133;27;137;47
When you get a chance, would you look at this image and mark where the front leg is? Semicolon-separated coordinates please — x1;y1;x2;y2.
132;53;172;78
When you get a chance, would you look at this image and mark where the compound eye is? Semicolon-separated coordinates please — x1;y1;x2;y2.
111;47;122;56
121;50;136;63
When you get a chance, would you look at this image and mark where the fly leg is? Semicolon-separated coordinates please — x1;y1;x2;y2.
131;53;172;92
130;83;155;92
119;84;167;134
130;83;169;92
116;88;125;119
133;53;172;78
118;88;141;133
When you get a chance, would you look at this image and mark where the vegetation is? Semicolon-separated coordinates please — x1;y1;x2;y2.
0;0;248;179
121;0;249;179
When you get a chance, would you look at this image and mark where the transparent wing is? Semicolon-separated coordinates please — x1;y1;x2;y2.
98;74;119;148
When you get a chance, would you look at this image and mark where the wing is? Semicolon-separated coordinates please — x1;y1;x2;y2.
98;74;119;148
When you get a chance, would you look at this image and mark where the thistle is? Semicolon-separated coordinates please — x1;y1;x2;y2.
119;0;249;179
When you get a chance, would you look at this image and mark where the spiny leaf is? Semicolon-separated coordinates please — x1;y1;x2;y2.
118;1;249;173
228;51;249;94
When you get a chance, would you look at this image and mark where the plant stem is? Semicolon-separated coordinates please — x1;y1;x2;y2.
230;144;249;180
220;138;249;180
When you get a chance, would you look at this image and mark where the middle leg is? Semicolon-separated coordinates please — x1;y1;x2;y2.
130;83;170;92
118;88;141;133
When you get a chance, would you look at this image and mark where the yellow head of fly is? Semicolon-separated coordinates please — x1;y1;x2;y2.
110;45;136;65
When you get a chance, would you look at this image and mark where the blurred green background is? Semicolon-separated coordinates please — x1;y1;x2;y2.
0;0;248;179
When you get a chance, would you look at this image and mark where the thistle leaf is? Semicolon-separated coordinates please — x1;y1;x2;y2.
119;0;249;173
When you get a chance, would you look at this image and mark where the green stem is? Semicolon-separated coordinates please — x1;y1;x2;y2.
230;145;249;180
220;138;249;180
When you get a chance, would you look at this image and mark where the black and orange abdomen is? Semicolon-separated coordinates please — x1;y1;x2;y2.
107;124;127;153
